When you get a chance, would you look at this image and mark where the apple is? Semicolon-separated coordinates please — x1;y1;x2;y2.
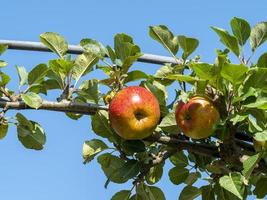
175;96;220;139
109;86;160;140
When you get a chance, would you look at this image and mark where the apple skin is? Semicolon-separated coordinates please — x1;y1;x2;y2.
175;96;220;139
109;86;160;140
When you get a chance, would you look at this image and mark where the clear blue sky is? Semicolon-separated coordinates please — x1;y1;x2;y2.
0;0;266;199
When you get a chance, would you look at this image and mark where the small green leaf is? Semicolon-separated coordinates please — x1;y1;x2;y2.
178;35;199;60
80;38;107;59
73;52;98;83
82;139;108;164
106;45;116;63
136;183;166;200
121;140;146;154
78;79;99;103
28;64;48;85
211;26;240;57
0;44;8;55
165;74;198;84
230;114;248;125
124;70;148;83
0;60;7;68
118;159;141;180
16;66;28;87
169;167;189;185
201;185;215;200
230;17;251;46
16;113;46;150
159;112;180;134
257;52;267;68
111;190;131;200
97;153;126;183
250;22;267;52
254;177;267;198
219;172;245;199
179;185;201;200
0;119;8;139
91;110;115;139
21;93;43;109
149;25;179;55
39;32;68;57
49;59;74;76
242;153;262;179
0;72;10;86
185;172;201;185
244;97;267;109
170;151;188;167
244;68;267;93
145;164;163;185
220;63;248;85
254;131;267;142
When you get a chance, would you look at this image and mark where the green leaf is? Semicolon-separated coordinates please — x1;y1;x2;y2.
97;153;126;183
145;164;163;185
91;110;115;139
257;52;267;68
211;26;240;57
21;93;42;109
185;172;201;185
244;97;267;110
0;44;8;55
111;190;131;200
254;131;267;142
190;63;217;82
230;114;248;125
73;52;98;83
149;25;179;55
220;63;248;85
0;72;10;86
165;74;198;84
136;183;166;200
0;119;8;140
250;22;267;51
28;64;48;85
121;140;146;154
219;172;245;199
78;79;99;103
49;59;74;77
170;151;188;167
16;66;28;87
16;113;46;150
244;68;267;93
179;185;201;200
169;167;189;185
124;70;148;83
201;185;215;200
254;177;267;198
230;17;251;46
82;139;108;164
178;35;199;60
154;65;174;78
118;159;141;180
0;60;7;68
242;153;262;179
106;45;116;63
80;38;107;59
39;32;68;57
159;112;180;134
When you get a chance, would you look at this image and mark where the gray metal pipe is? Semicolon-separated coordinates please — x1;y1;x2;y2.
0;40;181;65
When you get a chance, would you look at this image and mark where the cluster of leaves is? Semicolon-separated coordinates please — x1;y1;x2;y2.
0;17;267;199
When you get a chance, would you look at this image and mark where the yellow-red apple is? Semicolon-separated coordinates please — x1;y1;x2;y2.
175;96;220;139
109;86;160;140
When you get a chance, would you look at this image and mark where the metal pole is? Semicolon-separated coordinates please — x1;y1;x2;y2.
0;40;181;65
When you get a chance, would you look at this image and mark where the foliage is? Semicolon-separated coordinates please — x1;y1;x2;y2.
0;17;267;199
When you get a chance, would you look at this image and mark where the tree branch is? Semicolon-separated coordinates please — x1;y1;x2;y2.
0;99;108;115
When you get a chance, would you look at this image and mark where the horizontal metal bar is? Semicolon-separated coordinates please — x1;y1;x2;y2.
0;39;181;65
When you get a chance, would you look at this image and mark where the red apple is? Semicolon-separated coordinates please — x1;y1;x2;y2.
175;96;220;139
109;86;160;140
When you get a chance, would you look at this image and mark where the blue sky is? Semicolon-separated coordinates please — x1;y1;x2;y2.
0;0;266;199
